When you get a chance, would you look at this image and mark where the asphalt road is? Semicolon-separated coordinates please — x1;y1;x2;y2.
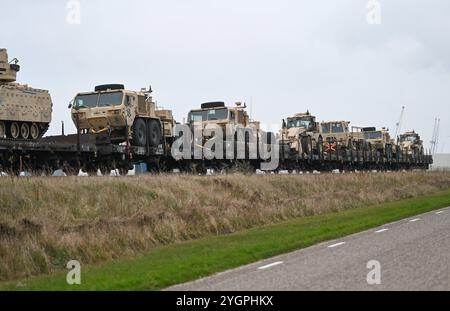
167;207;450;291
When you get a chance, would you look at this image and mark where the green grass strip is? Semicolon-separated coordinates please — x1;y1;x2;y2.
2;189;450;291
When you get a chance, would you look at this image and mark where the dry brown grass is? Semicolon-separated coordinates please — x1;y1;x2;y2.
1;171;450;282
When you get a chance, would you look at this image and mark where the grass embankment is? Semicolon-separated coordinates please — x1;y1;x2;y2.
2;189;450;290
0;172;450;289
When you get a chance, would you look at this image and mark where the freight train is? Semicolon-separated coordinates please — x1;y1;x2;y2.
0;49;432;175
0;84;432;175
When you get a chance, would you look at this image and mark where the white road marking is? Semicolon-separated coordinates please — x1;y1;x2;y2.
409;218;421;223
375;228;389;233
436;211;444;215
328;242;346;248
258;261;284;270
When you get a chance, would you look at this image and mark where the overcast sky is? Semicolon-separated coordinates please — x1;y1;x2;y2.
1;0;449;151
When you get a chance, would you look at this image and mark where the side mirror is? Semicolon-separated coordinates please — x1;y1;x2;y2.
68;103;72;109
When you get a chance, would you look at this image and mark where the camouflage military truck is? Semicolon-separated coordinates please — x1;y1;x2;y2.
318;120;364;153
187;101;262;162
70;84;175;147
187;101;252;129
187;101;260;142
399;131;424;156
353;126;396;160
280;111;319;157
0;48;52;139
354;127;393;152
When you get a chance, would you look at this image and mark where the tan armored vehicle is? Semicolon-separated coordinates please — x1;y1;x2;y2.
318;121;363;152
280;111;318;156
187;101;253;130
0;49;52;139
353;127;393;152
187;101;261;159
399;131;423;155
70;84;175;147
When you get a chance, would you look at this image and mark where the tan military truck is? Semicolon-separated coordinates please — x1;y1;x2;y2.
186;101;262;162
318;120;364;153
70;84;175;147
280;111;318;157
399;131;424;156
187;101;253;130
352;126;396;160
353;127;393;152
0;48;52;139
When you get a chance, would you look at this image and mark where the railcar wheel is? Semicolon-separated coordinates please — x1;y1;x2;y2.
118;167;129;176
0;121;5;138
20;123;30;139
10;122;20;139
30;123;40;140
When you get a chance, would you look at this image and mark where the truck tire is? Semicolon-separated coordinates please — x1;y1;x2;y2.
148;119;161;147
132;118;147;146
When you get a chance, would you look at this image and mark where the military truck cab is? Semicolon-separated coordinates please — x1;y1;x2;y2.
71;84;174;147
399;131;423;155
317;120;367;153
187;102;250;129
280;111;319;157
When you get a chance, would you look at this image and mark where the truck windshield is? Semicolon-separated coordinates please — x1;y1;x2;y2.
287;118;313;130
74;94;98;108
331;123;344;133
74;92;124;108
400;135;418;142
364;131;383;140
98;92;124;107
189;108;229;122
189;111;207;122
321;123;331;133
207;108;228;120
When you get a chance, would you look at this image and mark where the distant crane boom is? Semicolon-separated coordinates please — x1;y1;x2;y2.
394;106;405;143
430;118;440;155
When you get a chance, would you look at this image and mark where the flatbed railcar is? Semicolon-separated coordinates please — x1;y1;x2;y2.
0;133;432;176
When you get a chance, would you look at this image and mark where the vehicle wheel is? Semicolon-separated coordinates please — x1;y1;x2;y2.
0;121;5;138
30;123;40;140
99;164;110;176
148;119;161;147
10;122;20;139
118;167;129;176
20;123;30;139
132;118;147;146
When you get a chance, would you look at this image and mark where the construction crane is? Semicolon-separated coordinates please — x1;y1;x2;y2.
394;106;405;143
430;118;440;155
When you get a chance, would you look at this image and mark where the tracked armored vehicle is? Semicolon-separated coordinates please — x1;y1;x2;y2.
0;49;52;139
